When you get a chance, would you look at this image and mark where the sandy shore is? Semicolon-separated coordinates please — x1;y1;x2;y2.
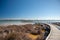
0;22;34;26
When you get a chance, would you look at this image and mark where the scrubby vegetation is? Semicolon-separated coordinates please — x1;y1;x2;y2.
52;22;60;26
0;23;50;40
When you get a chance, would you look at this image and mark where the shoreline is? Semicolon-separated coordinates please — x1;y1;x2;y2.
0;22;34;26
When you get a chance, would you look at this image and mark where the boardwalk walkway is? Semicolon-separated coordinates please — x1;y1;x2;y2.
46;24;60;40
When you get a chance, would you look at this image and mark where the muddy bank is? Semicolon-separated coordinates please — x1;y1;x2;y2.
0;23;50;40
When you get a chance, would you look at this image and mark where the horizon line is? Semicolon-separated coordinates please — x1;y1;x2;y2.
0;18;60;20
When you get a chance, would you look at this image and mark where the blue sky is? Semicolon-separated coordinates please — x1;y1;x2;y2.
0;0;60;20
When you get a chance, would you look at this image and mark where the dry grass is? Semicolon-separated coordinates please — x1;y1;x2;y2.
0;23;50;40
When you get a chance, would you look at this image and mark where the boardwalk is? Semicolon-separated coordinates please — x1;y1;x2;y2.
46;24;60;40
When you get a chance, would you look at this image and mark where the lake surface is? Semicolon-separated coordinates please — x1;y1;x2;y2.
0;20;60;25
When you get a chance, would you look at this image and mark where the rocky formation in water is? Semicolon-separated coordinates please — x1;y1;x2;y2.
0;23;50;40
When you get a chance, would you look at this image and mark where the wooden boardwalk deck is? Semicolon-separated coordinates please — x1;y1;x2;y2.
46;24;60;40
